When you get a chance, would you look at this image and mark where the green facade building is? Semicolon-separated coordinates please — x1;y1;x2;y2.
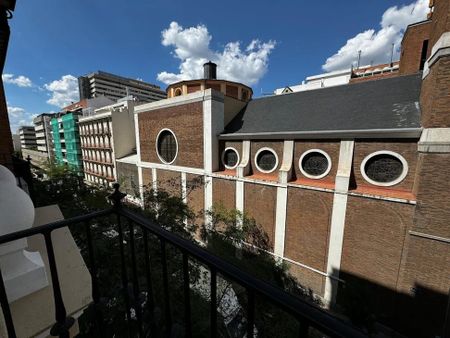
51;112;82;171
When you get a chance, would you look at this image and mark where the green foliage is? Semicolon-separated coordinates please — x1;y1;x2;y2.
203;203;321;337
33;162;109;218
32;172;322;337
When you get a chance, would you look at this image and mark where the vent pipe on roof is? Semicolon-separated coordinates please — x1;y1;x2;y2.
203;61;217;80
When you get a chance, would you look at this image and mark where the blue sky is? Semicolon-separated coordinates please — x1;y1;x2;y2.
4;0;428;132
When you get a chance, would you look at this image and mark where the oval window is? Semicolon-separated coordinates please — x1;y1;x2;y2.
222;147;239;169
361;151;408;186
299;150;331;179
255;148;278;173
156;129;178;164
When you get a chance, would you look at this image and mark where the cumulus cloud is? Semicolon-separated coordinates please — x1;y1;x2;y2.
322;0;428;72
44;74;79;107
6;104;36;133
2;74;33;87
157;22;276;86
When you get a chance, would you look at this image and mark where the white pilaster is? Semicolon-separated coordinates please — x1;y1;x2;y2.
181;171;187;204
181;172;188;226
138;166;144;207
274;141;294;257
236;141;251;177
236;140;250;227
152;168;158;192
324;140;354;307
204;175;213;227
274;186;288;257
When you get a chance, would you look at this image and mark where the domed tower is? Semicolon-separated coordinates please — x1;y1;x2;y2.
166;62;253;102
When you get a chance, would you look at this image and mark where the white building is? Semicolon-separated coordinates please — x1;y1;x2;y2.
79;99;136;186
274;69;351;95
78;71;166;103
274;62;400;95
33;113;55;159
18;126;37;149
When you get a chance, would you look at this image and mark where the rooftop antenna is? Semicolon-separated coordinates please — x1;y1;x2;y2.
389;43;395;67
356;50;362;69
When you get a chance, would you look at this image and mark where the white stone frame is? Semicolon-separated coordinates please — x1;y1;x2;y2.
254;147;279;174
360;150;408;187
155;128;179;165
299;149;332;180
221;147;240;170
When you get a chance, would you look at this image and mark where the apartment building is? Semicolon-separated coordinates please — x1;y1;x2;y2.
79;99;136;186
51;97;114;171
78;71;166;103
132;1;450;335
18;126;37;149
33;113;55;159
274;62;400;94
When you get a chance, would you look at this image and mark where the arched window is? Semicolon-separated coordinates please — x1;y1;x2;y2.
174;88;182;97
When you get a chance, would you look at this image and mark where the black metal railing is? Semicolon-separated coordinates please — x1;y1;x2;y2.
0;184;366;338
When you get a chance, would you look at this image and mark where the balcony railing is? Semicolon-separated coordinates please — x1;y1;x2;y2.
0;185;365;338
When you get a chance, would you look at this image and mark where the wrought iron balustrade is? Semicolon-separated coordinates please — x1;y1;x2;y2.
0;184;366;338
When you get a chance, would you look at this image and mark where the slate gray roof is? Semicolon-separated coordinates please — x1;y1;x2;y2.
222;74;422;139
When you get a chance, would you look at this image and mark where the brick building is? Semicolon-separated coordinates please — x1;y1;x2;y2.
131;1;450;336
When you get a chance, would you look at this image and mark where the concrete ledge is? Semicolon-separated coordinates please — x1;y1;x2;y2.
134;89;223;114
418;128;450;153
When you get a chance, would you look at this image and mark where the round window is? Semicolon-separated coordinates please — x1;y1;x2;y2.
361;151;408;186
255;148;278;173
299;149;331;179
222;147;239;169
156;129;178;164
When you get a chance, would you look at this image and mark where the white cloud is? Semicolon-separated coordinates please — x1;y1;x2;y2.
157;22;276;86
7;106;25;118
2;74;33;87
6;104;35;133
322;0;428;72
44;74;79;107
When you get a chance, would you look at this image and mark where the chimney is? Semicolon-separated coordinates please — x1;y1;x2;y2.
203;61;217;80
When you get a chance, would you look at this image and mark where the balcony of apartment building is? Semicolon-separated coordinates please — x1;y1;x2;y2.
34;124;45;132
0;170;365;337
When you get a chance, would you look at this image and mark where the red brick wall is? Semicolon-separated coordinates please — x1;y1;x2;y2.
244;183;277;249
413;153;450;238
212;178;236;210
429;0;450;49
187;84;201;93
288;264;326;296
157;169;181;197
395;235;450;337
399;21;432;75
352;140;418;191
284;188;332;273
142;168;152;186
186;174;205;227
341;197;414;290
226;85;238;99
420;58;450;127
139;102;204;168
293;141;340;181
